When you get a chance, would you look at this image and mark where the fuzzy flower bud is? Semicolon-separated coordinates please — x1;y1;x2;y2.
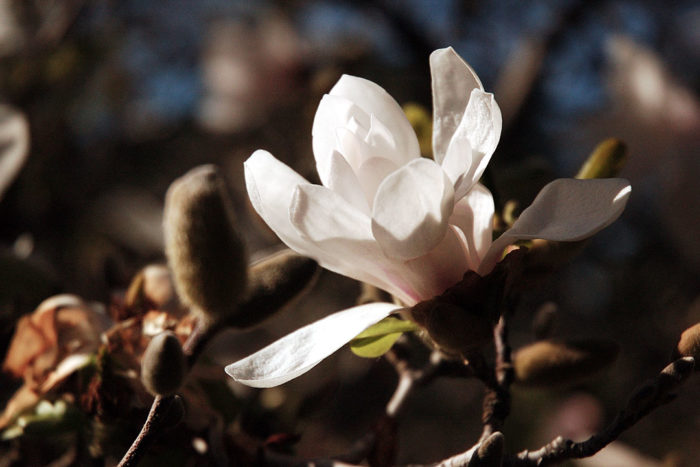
164;165;247;321
513;339;619;387
141;331;186;396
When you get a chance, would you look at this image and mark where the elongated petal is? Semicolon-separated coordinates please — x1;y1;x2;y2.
449;184;494;271
372;158;455;260
330;75;420;164
225;302;401;387
290;184;411;303
478;178;631;274
245;150;316;256
430;47;483;163
459;89;502;186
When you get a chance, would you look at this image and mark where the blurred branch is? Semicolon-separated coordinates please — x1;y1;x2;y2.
504;357;695;466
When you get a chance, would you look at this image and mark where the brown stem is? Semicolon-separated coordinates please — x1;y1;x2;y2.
117;395;175;467
480;315;513;442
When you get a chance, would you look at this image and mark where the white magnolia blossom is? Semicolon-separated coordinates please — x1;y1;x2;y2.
226;47;631;387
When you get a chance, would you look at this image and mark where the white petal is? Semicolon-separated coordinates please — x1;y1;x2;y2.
430;47;484;163
327;150;371;214
459;89;502;186
404;225;470;299
330;75;420;163
372;158;455;260
449;184;494;271
313;94;367;185
245;150;316;256
355;156;399;205
440;131;473;198
478;178;632;275
225;302;401;387
290;184;411;303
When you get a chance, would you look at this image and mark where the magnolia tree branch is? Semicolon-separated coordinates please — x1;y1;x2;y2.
503;357;695;466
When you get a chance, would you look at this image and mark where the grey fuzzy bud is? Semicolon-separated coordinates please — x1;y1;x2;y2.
141;331;186;396
164;165;247;320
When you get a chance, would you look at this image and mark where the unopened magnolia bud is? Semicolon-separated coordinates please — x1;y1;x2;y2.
233;249;318;328
513;339;619;387
532;302;557;340
674;323;700;365
575;138;627;179
164;165;247;320
403;102;432;157
471;432;504;467
141;331;186;396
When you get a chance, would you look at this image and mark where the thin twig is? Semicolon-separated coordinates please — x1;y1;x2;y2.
480;315;513;442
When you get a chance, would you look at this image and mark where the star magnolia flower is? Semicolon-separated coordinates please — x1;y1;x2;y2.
226;47;631;387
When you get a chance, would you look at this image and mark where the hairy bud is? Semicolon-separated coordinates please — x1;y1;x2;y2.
674;323;700;366
513;339;619;387
231;249;318;328
141;331;186;396
164;165;247;320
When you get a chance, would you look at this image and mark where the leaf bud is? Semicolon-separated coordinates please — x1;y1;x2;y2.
575;138;627;179
513;339;619;387
164;165;247;321
674;323;700;366
141;331;186;396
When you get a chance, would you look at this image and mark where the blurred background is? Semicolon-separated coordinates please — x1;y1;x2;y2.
0;0;699;465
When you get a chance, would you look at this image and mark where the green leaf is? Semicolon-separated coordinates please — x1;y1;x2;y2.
349;317;419;358
353;316;419;339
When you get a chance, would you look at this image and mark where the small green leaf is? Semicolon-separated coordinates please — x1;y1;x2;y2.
351;332;404;358
353;317;419;339
349;317;419;358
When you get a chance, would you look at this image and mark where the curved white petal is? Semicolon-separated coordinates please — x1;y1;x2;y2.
404;225;470;299
313;94;367;185
330;75;420;164
459;89;502;188
478;178;632;275
290;184;410;303
372;158;455;260
225;302;401;388
327;150;371;214
355;156;399;204
245;150;317;256
430;47;484;163
449;183;494;271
